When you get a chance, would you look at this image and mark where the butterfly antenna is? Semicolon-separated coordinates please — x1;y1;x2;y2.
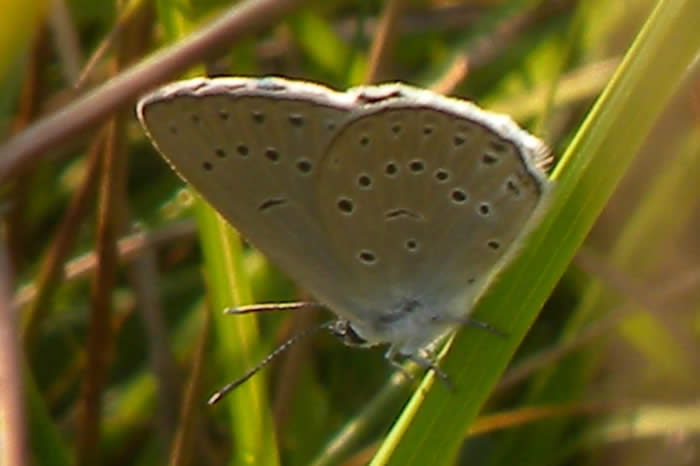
224;302;324;315
208;320;337;405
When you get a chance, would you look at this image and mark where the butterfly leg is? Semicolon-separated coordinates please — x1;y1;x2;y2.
408;351;455;392
437;315;507;338
385;347;455;390
384;347;415;381
462;318;508;338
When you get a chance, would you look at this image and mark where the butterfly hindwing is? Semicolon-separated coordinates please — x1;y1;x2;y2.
316;84;550;342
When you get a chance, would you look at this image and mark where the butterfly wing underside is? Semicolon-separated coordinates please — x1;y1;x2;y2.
138;78;551;352
138;78;361;311
316;84;550;329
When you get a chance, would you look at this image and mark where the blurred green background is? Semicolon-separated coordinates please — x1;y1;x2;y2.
0;0;698;465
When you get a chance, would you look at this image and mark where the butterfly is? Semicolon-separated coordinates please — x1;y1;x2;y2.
137;77;551;402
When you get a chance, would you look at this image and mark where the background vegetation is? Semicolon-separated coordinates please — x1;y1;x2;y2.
0;0;698;465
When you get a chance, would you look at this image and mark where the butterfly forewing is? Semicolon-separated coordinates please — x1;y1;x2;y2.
138;78;360;309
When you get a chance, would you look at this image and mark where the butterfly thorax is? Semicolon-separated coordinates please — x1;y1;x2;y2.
335;293;469;356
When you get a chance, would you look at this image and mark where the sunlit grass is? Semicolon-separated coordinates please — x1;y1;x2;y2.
1;1;698;465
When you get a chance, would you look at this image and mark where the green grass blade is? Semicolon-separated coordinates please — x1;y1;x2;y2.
370;0;700;464
25;359;74;466
194;200;280;466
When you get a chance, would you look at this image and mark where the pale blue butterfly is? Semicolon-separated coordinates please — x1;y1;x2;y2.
136;77;551;402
